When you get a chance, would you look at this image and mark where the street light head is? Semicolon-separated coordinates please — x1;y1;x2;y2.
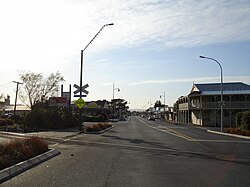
199;56;205;58
118;88;120;92
106;23;114;26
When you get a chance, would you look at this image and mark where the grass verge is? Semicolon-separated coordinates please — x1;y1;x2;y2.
0;137;48;170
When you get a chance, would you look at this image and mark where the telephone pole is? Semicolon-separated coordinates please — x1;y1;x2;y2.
13;81;23;115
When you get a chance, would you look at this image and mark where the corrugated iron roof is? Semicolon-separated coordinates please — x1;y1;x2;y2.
194;82;250;92
189;82;250;96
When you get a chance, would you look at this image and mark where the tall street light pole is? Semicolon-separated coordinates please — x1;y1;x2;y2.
160;91;166;113
112;83;120;120
79;23;114;125
200;55;223;132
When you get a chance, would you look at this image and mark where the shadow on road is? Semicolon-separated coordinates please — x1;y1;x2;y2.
101;134;180;151
100;134;250;166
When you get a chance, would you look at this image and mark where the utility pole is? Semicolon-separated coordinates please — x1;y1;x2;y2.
13;81;23;116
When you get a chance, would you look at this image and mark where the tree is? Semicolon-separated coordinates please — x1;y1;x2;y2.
154;100;162;110
0;93;4;102
111;98;129;117
19;71;64;108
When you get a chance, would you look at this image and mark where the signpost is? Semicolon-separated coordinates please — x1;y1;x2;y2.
73;83;89;131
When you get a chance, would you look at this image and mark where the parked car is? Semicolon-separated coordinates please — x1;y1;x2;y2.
148;115;155;121
119;115;127;121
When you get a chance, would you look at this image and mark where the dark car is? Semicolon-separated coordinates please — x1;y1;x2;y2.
119;115;127;121
148;115;155;121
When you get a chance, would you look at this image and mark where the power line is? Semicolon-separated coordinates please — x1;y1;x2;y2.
0;82;15;89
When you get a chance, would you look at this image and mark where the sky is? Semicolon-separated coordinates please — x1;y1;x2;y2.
0;0;250;110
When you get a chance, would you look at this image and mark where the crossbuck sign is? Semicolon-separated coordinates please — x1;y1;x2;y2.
73;84;89;97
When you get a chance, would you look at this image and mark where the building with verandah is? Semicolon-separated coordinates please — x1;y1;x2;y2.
176;82;250;127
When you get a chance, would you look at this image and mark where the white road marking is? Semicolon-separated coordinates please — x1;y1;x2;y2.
138;118;195;141
193;139;250;143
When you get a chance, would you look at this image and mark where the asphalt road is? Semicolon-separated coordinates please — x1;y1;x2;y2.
1;116;250;187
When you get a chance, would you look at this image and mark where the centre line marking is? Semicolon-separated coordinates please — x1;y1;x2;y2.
138;118;195;141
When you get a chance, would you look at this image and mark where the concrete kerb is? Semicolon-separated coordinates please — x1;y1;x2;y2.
207;130;250;140
0;149;60;184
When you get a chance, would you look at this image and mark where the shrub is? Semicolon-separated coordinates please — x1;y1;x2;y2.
24;108;47;130
83;115;107;122
85;123;111;132
24;108;78;131
0;118;14;126
10;114;24;124
224;128;250;136
241;111;250;130
24;137;48;155
235;111;250;130
0;137;48;170
236;112;244;127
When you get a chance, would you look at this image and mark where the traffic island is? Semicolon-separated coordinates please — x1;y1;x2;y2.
83;122;113;134
0;149;60;184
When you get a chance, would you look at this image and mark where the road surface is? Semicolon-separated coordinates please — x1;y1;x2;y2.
1;116;250;187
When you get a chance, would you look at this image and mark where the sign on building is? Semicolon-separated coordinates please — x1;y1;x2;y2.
49;97;67;107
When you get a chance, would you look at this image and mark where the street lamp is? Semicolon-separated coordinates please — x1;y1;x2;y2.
112;83;120;120
160;91;166;113
80;23;114;98
79;23;114;127
200;55;223;132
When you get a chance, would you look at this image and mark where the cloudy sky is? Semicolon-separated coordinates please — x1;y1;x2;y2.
0;0;250;109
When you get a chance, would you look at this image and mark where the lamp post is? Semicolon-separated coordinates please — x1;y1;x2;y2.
112;83;120;120
160;91;166;113
200;55;223;132
160;91;166;120
78;23;114;126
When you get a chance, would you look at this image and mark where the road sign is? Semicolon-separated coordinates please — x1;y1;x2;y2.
75;98;86;109
73;84;89;95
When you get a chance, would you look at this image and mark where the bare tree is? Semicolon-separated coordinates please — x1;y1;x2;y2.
19;71;64;108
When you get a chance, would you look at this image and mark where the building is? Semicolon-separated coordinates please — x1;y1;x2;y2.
177;82;250;127
72;100;111;117
0;96;30;116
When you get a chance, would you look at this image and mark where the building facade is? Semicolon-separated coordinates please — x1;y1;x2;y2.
0;96;30;116
177;82;250;127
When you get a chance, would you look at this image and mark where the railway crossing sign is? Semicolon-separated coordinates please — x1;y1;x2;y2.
73;84;89;97
75;98;86;109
